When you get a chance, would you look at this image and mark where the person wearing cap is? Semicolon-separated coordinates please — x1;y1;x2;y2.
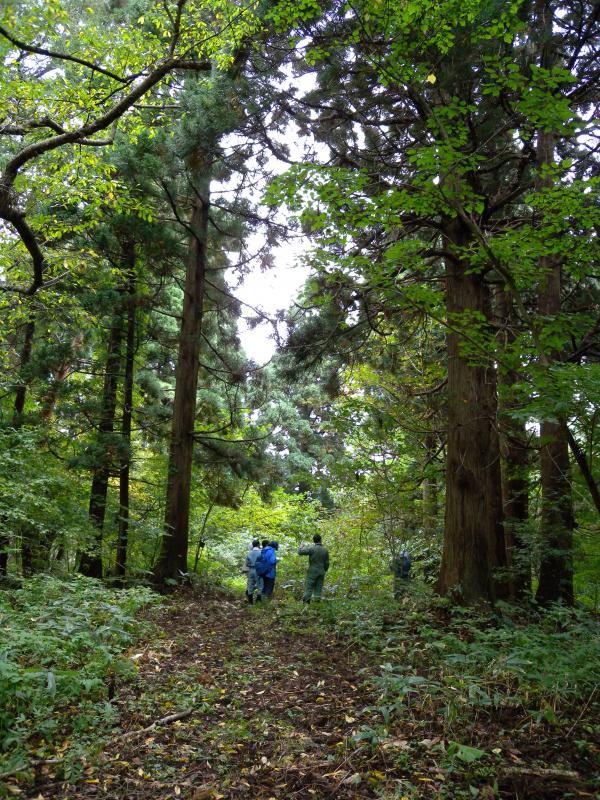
244;539;262;604
260;540;278;599
298;534;329;603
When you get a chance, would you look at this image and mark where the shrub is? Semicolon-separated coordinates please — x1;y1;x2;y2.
0;575;158;782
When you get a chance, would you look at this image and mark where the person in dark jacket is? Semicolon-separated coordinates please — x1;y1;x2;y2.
390;548;411;599
298;534;329;602
260;540;278;599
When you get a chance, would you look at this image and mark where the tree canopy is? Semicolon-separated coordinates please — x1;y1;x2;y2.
1;0;599;598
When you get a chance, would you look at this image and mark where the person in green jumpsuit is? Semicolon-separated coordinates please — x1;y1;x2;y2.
298;534;330;602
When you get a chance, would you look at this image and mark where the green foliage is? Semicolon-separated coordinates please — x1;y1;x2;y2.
191;488;325;582
0;426;93;568
286;590;600;796
342;596;600;723
0;576;157;781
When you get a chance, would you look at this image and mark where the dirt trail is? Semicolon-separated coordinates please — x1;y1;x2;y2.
31;592;385;800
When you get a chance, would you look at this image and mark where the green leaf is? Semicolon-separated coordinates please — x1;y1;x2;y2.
447;741;486;762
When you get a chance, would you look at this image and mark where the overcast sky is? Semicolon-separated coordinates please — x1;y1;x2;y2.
222;68;319;365
235;236;309;365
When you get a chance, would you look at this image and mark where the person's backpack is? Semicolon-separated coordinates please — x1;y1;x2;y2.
255;553;270;577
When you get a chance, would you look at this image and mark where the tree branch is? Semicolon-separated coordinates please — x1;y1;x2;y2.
1;208;45;294
2;58;211;184
0;23;131;83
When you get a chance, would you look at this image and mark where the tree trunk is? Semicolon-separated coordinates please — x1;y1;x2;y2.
154;160;210;583
534;128;574;606
501;421;531;599
437;221;507;604
536;418;574;604
116;245;137;579
193;499;215;572
12;318;35;425
496;290;531;599
79;307;125;578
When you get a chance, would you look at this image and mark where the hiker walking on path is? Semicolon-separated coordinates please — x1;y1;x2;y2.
244;539;262;604
298;534;329;603
257;540;278;600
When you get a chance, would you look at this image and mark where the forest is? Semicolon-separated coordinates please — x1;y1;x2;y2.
1;0;599;797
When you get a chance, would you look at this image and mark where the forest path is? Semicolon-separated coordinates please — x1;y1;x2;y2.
34;591;391;800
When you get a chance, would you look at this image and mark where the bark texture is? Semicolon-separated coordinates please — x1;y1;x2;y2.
154;160;210;583
437;221;507;604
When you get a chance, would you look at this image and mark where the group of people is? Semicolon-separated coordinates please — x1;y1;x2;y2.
243;536;411;603
243;534;330;604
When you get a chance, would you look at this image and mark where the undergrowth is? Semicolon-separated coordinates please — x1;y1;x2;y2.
280;586;600;797
0;575;158;784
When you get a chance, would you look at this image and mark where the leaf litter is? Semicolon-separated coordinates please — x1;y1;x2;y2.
19;592;385;799
12;589;600;800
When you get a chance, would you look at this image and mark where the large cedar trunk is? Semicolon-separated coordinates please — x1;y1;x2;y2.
116;246;136;578
154;162;210;583
79;309;124;578
437;221;508;604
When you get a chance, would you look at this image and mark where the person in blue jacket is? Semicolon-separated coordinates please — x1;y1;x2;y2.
254;538;270;602
260;540;278;599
